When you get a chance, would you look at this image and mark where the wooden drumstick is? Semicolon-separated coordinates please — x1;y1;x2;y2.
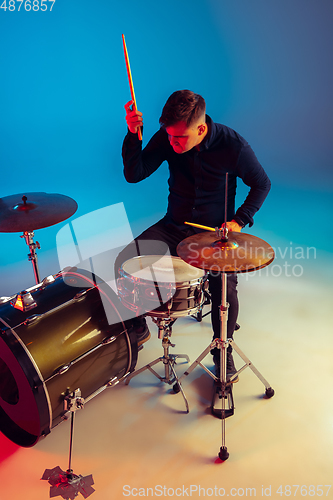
185;221;215;232
122;34;142;141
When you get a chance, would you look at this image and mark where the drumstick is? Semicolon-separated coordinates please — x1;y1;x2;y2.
122;34;142;141
185;221;215;232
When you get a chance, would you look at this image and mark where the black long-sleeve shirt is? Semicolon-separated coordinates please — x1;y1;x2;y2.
122;115;271;230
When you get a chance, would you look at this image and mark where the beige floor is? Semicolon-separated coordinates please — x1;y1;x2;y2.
0;270;333;500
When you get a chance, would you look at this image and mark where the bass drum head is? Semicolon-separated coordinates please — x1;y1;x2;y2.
0;268;137;447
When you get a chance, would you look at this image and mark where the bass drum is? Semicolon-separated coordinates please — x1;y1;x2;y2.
0;268;137;447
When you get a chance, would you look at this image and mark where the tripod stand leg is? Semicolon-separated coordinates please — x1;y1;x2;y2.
168;362;189;413
173;342;216;391
125;327;191;411
230;340;274;397
125;357;164;385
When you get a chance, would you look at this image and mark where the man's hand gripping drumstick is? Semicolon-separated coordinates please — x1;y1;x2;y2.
124;100;143;136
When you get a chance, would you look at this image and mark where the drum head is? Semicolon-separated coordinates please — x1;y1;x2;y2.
121;255;205;284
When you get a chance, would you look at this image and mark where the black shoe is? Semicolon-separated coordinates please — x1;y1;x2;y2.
213;351;239;383
133;317;151;346
136;324;151;346
226;351;238;382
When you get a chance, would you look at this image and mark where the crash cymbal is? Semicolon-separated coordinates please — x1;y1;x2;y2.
0;192;78;233
177;231;275;273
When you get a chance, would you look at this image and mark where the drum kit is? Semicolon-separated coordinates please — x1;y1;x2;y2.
0;187;275;497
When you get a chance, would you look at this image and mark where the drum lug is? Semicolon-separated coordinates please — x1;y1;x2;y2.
102;335;116;345
106;376;120;388
44;362;73;383
40;275;56;288
57;363;73;376
24;314;42;326
133;287;139;304
73;290;89;301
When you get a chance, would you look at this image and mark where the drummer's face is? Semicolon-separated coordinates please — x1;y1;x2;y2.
166;120;206;154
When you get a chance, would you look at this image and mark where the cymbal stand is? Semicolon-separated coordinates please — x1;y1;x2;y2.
21;230;41;284
214;173;230;459
216;267;230;460
125;317;190;412
41;389;95;498
174;271;231;461
64;389;84;480
174;270;275;462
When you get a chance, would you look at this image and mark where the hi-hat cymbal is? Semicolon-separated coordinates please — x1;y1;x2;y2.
177;231;275;273
0;192;78;233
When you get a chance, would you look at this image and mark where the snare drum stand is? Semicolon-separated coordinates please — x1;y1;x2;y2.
125;317;190;412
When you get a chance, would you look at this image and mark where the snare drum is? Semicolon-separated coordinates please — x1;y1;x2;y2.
0;268;137;447
117;255;207;318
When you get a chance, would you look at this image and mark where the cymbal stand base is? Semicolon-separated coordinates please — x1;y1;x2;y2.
175;337;225;386
125;317;190;412
174;337;234;418
21;230;41;284
175;333;275;403
211;379;234;419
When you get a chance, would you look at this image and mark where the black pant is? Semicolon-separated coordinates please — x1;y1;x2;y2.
114;217;238;340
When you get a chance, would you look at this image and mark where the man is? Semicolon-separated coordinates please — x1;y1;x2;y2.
116;90;271;380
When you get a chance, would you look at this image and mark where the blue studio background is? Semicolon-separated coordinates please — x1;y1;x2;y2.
0;0;332;295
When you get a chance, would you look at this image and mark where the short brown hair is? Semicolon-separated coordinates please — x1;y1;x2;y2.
159;90;206;128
